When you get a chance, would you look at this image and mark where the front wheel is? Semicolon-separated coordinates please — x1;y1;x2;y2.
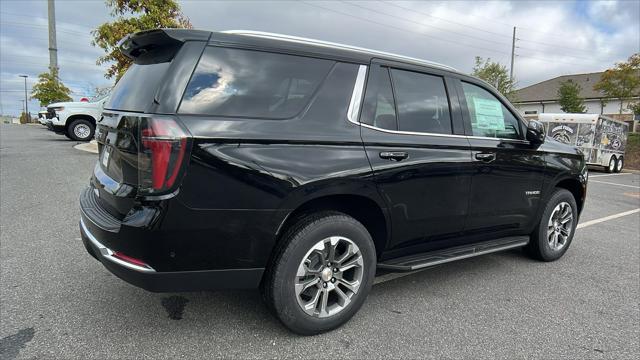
615;157;624;173
526;188;577;261
262;212;376;335
68;119;94;141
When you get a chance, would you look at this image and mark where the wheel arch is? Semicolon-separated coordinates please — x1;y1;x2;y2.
65;114;96;132
274;193;390;259
554;177;585;214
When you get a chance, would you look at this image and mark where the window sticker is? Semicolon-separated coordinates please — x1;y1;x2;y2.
472;97;505;131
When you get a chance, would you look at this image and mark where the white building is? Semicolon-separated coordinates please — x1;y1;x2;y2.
514;72;639;132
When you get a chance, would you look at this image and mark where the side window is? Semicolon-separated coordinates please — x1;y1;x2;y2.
360;66;397;130
461;82;522;139
390;69;452;134
179;47;334;118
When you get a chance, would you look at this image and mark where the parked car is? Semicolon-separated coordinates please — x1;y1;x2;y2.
38;110;48;125
537;113;629;173
45;96;108;141
79;29;588;335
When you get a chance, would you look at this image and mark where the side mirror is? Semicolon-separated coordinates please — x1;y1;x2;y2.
526;120;546;145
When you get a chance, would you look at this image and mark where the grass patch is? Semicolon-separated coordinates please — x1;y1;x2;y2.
626;133;640;170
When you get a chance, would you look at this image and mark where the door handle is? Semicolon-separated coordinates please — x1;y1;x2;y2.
475;152;496;162
380;151;409;161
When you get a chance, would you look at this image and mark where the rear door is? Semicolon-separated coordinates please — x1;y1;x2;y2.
456;79;546;238
360;61;473;253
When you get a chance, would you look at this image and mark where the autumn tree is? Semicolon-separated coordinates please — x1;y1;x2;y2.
471;56;517;102
92;0;192;81
594;53;640;114
557;80;587;113
30;68;73;106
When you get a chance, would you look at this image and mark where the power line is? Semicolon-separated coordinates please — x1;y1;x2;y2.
300;1;513;57
375;0;595;60
342;0;512;47
299;1;592;68
0;20;91;37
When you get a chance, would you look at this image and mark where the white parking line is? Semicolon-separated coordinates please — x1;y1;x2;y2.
576;208;640;229
374;208;640;285
589;180;640;189
589;173;632;178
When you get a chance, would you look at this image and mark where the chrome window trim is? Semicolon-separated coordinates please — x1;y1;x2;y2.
222;30;458;73
347;65;368;124
359;123;530;143
80;218;156;273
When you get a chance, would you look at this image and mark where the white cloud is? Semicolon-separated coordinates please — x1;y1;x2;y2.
1;0;638;116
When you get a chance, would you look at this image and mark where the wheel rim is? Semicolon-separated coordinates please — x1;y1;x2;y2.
609;158;616;172
547;202;573;251
74;123;91;139
617;159;623;172
294;236;364;318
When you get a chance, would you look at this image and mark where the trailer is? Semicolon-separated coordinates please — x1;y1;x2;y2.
537;113;629;173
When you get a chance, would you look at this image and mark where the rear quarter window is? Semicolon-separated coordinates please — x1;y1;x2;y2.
178;47;334;118
105;62;171;112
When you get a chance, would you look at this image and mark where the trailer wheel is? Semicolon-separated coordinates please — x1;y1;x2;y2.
606;156;616;173
615;157;624;173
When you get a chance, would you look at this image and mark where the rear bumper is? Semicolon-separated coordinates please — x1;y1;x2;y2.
80;217;264;293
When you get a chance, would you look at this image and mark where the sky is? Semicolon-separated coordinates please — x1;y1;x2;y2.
0;0;638;116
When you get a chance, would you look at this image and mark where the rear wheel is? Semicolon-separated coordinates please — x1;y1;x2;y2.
68;119;94;141
526;188;577;261
615;157;624;173
606;156;616;173
262;212;376;335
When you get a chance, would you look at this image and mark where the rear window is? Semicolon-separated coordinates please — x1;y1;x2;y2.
178;47;334;118
105;62;171;112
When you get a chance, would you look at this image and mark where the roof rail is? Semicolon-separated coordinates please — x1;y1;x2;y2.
222;30;458;72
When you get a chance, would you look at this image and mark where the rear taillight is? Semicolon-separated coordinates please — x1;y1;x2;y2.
138;117;189;194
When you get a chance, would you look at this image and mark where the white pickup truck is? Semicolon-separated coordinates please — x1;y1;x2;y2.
45;96;108;141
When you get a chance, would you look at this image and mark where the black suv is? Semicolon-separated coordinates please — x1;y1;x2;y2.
79;29;588;335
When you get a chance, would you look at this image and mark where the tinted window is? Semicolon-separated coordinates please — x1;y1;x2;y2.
360;66;397;130
390;69;452;134
106;62;171;112
179;47;334;118
461;82;522;139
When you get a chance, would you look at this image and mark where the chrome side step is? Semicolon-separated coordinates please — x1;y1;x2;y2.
377;236;529;272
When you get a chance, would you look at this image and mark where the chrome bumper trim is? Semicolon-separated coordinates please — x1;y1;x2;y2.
80;218;156;273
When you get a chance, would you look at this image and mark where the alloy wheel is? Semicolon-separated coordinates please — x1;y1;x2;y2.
74;123;91;139
294;236;364;318
547;202;573;251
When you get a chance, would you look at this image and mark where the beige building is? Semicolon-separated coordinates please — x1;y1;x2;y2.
513;72;639;132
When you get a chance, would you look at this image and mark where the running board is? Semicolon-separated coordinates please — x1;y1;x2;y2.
377;236;529;272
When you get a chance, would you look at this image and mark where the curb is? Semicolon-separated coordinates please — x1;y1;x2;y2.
74;140;98;154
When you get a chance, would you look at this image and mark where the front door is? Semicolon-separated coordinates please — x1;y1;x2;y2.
359;63;473;253
456;80;546;239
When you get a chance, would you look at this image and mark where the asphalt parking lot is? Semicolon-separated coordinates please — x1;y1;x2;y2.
1;123;639;359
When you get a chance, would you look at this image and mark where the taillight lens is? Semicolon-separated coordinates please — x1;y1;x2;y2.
138;117;189;194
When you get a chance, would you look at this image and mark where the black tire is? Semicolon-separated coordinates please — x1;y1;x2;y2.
526;188;578;262
67;119;94;141
606;156;616;173
262;211;376;335
615;157;624;173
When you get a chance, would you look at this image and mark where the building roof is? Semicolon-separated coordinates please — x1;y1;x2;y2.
514;72;611;103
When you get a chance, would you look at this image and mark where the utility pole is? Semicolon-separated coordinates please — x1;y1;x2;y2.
510;26;516;81
47;0;58;72
19;75;29;122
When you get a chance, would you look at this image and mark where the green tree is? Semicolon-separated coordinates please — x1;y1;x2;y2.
92;0;192;81
471;56;517;102
557;80;587;113
30;68;73;106
594;53;640;114
629;102;640;115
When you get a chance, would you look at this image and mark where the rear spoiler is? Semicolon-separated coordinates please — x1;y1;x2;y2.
118;29;211;64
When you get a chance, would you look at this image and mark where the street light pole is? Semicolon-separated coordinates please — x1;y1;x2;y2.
19;75;29;122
